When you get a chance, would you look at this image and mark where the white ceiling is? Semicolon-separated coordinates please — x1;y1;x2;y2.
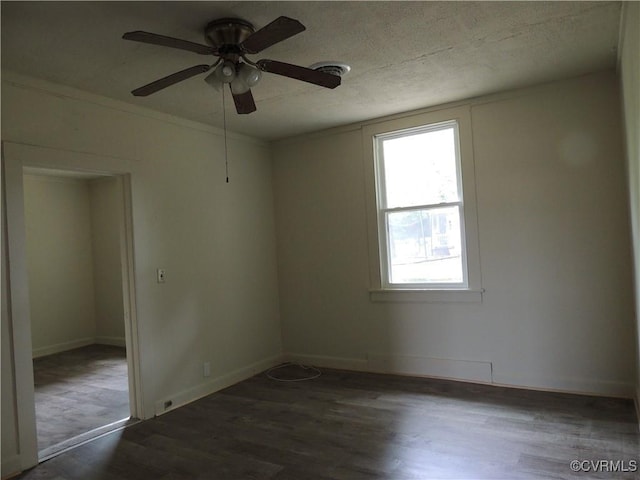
1;1;622;141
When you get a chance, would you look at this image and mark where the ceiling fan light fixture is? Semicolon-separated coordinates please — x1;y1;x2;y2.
239;63;262;87
230;77;248;95
231;63;262;95
215;60;236;83
204;70;224;91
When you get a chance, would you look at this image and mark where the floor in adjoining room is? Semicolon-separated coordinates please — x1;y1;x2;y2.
18;366;639;479
33;344;131;456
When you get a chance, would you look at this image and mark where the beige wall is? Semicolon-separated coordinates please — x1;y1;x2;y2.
23;174;126;357
1;73;282;475
619;1;640;406
90;176;126;344
273;70;635;396
24;175;98;356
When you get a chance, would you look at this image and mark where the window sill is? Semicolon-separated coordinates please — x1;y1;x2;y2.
369;288;483;303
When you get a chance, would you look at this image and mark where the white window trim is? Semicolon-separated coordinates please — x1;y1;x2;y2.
362;105;483;303
375;121;469;289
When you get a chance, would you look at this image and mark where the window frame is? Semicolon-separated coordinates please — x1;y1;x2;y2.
362;106;482;302
375;121;469;289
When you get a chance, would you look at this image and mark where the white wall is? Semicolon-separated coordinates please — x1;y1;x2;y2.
23;174;126;356
1;72;282;476
24;174;98;356
273;70;635;396
89;176;126;345
619;2;640;410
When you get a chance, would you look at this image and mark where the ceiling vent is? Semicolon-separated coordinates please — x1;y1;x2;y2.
309;61;351;77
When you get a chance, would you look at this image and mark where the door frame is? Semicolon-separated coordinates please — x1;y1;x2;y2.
2;141;143;470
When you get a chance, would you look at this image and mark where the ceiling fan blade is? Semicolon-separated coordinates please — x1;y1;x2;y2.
123;31;216;55
240;17;305;54
257;59;341;89
232;89;257;114
131;64;211;96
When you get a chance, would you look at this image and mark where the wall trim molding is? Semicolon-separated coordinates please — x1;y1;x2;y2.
4;146;145;469
154;354;285;417
31;337;127;358
273;69;616;146
366;353;493;383
284;352;635;399
32;338;95;359
1;71;266;147
1;454;22;479
94;336;126;348
490;372;635;399
369;288;484;304
616;1;628;71
286;352;493;385
285;353;369;372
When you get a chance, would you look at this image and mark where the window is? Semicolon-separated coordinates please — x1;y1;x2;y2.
363;106;482;301
376;121;467;287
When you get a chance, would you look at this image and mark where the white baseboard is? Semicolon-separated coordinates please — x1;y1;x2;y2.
285;353;369;372
154;353;285;417
31;338;94;358
94;336;126;347
285;352;635;399
32;337;126;358
286;352;492;384
492;371;635;398
1;454;22;479
367;353;493;383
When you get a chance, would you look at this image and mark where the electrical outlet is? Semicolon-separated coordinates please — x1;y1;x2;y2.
203;361;211;378
157;268;166;283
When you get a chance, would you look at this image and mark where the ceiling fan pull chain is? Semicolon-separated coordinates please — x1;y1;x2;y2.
222;86;230;183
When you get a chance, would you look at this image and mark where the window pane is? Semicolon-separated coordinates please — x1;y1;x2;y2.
387;206;463;284
381;126;459;208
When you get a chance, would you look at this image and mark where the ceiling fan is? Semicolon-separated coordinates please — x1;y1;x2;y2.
123;16;342;114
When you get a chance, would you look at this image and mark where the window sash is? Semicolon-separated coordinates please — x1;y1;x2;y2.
375;121;469;289
379;204;469;289
376;121;463;210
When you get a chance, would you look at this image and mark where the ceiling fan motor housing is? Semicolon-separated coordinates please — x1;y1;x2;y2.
205;18;255;53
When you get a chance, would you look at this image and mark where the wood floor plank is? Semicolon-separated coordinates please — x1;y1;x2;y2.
17;365;639;480
32;345;130;453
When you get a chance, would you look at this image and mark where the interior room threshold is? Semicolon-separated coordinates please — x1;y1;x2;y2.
38;417;139;463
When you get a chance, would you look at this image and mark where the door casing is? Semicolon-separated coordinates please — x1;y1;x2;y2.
2;141;143;471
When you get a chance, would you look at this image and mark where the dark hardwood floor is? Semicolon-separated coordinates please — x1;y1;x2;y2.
18;366;638;479
33;344;130;456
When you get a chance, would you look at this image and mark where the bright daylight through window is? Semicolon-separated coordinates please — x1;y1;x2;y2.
375;121;467;287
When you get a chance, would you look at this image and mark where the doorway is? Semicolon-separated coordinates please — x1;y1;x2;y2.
22;170;134;459
3;141;143;470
